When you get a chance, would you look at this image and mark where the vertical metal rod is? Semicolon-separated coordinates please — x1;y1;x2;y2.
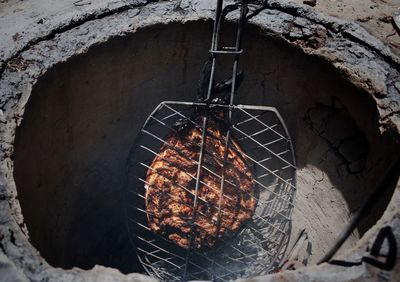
206;0;223;101
184;1;248;280
211;0;223;51
216;0;247;226
211;1;248;279
207;61;217;101
230;0;247;106
184;9;224;280
185;1;225;278
182;118;209;281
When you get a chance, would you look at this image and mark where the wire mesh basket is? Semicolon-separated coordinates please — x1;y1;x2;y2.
125;101;296;281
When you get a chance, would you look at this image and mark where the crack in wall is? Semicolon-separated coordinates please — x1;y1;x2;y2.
0;227;19;256
304;98;370;175
0;230;6;255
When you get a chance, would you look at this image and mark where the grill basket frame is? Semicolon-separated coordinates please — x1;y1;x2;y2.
125;101;297;281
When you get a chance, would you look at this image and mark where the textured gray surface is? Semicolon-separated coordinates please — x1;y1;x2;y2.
0;0;399;281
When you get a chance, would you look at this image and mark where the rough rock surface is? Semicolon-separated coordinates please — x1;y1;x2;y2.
0;0;399;281
290;0;400;57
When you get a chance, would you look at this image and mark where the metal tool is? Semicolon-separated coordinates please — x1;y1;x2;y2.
125;1;297;281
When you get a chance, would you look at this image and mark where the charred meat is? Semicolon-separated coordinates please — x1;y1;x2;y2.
145;117;257;249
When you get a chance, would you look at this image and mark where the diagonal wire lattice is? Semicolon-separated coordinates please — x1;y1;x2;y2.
125;101;297;282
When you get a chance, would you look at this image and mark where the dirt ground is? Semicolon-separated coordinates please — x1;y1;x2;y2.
290;0;400;56
1;0;399;57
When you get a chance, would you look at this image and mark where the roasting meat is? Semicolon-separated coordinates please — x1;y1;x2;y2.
145;117;257;249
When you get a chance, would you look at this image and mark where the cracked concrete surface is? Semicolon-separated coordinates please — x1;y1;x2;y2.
0;0;399;281
290;0;400;57
304;101;370;175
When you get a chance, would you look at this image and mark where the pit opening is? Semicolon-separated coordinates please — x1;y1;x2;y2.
13;21;398;275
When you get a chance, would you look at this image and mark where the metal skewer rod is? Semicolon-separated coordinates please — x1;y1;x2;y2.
182;3;225;279
210;0;248;280
206;0;224;101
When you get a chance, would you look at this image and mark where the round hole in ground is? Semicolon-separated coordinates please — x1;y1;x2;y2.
13;21;399;275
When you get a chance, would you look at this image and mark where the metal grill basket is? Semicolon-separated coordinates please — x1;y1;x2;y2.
125;101;296;281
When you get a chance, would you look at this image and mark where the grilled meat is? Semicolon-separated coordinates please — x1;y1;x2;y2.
145;118;257;249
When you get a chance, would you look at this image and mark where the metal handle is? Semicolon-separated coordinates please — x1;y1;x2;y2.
205;0;248;104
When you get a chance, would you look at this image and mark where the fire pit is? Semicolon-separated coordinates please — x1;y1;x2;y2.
1;1;399;282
